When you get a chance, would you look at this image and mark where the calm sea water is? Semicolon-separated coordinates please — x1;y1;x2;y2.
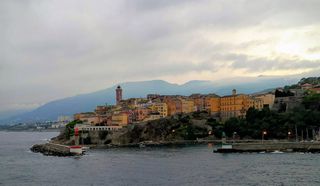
1;131;320;186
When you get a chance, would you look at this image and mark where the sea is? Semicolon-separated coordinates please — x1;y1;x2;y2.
1;131;320;186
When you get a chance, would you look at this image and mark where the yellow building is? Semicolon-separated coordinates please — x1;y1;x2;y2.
111;112;129;126
151;102;168;118
248;97;264;110
180;98;195;113
253;93;275;109
220;89;250;121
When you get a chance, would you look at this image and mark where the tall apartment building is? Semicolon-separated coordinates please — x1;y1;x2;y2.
220;89;250;121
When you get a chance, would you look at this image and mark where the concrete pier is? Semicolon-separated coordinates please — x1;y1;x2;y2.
214;142;320;153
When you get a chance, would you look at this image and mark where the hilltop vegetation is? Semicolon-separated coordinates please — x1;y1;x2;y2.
285;77;320;90
299;77;320;85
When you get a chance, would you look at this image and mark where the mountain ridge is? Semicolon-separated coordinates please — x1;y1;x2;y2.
1;76;301;124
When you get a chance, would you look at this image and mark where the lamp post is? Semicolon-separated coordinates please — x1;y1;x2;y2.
262;131;267;143
233;132;237;143
288;131;291;141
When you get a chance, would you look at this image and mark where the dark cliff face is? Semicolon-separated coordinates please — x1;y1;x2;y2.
54;112;215;146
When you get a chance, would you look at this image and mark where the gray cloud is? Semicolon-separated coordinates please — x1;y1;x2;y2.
229;54;320;72
1;0;320;112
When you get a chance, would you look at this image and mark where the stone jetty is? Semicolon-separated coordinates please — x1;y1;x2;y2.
31;143;76;156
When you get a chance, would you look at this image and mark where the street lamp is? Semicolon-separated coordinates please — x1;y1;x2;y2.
262;131;267;143
233;132;237;143
288;131;291;141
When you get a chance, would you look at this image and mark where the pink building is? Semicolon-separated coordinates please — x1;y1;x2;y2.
134;108;150;121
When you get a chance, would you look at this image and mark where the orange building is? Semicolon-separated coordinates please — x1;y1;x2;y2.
220;89;250;121
204;96;220;113
190;94;205;111
164;98;182;116
180;98;195;113
111;112;132;126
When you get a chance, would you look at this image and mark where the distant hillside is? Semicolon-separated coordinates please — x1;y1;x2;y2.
1;76;299;124
298;77;320;85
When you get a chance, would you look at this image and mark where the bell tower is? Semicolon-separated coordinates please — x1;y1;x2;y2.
116;85;122;105
232;89;237;96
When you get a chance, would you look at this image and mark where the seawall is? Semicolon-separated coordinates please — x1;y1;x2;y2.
214;142;320;153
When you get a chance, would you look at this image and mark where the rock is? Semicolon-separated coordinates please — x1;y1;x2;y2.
30;143;75;157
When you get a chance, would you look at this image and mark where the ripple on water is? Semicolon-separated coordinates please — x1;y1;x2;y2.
1;132;320;186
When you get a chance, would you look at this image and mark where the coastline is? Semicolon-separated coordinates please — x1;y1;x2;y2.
31;138;320;156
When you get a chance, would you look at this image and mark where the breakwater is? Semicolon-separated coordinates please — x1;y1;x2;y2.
31;143;75;156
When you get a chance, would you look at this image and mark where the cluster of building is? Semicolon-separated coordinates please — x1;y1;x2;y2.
273;83;320;112
74;86;275;128
50;116;73;128
300;83;320;93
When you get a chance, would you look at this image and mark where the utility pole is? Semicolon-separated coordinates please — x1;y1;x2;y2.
312;129;316;140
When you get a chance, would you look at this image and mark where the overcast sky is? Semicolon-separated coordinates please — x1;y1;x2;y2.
1;0;320;112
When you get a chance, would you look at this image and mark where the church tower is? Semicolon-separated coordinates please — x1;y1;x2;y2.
116;85;122;105
232;89;237;96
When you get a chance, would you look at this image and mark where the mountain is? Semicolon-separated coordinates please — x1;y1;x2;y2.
1;76;299;124
0;109;31;120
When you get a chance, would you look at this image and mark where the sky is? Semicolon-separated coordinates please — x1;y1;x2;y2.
1;0;320;113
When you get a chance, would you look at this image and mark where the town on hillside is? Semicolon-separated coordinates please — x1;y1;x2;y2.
73;78;320;132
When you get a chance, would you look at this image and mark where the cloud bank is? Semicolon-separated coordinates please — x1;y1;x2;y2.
1;0;320;112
